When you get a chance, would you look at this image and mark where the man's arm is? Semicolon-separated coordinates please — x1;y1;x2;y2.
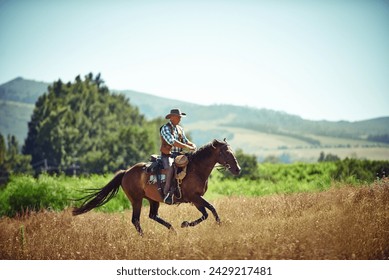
172;140;196;151
160;124;175;145
177;126;196;151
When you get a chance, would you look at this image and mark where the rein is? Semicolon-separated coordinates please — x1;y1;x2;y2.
211;141;231;171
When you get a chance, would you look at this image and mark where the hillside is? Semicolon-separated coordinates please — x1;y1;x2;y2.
0;77;49;103
119;89;389;138
0;100;35;143
1;77;389;162
0;77;48;142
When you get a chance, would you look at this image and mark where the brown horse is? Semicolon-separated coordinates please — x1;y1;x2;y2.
72;139;241;235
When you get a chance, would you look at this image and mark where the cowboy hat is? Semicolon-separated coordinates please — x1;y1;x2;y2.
165;108;187;119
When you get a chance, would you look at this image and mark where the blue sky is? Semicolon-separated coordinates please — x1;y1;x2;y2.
1;0;388;121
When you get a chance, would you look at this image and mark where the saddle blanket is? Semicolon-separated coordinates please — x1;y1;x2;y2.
148;174;166;185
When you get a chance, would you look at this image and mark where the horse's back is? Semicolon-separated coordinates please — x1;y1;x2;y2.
120;163;148;199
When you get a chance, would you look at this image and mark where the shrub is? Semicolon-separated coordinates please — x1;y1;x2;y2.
0;173;132;217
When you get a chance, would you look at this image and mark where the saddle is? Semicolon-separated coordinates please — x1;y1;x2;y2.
144;154;164;175
143;154;189;198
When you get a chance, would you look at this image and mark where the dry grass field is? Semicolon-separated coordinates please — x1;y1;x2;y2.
1;180;388;260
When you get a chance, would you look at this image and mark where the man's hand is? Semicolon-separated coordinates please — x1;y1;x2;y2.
174;140;197;151
185;144;196;151
189;143;197;151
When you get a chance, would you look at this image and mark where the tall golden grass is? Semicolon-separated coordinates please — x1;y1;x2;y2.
1;180;388;260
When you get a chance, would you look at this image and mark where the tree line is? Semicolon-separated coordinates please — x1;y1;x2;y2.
1;73;167;182
0;134;32;185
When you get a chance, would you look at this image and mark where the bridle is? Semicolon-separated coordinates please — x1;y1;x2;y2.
212;141;233;171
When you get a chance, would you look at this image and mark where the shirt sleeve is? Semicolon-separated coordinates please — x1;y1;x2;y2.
179;126;189;144
160;124;175;145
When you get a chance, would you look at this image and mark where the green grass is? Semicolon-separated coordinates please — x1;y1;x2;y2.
207;162;337;199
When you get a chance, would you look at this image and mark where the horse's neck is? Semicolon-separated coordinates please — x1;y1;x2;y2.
191;147;218;179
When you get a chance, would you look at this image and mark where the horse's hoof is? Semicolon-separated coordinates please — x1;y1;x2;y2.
181;221;189;228
169;227;177;234
216;218;221;225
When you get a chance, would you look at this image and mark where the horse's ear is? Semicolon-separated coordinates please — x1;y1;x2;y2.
211;139;218;149
213;138;227;147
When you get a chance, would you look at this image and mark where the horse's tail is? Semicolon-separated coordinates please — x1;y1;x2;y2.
72;170;126;216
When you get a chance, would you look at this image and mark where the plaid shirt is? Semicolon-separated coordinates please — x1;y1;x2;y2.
160;121;188;154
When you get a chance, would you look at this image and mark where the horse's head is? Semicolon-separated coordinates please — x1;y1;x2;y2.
212;139;241;176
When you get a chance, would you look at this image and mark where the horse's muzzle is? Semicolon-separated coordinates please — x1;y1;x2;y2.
231;165;241;176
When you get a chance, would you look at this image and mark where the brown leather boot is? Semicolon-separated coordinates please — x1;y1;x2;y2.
163;166;174;204
163;167;173;193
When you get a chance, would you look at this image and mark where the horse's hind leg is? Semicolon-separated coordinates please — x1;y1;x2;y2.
131;200;143;236
148;199;174;231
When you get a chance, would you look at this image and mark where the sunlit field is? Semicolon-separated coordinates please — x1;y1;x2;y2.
1;180;388;260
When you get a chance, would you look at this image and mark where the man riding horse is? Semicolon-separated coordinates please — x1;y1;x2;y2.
73;110;242;235
73;134;241;235
160;108;196;204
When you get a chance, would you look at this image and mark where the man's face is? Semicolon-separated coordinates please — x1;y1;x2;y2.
170;115;181;125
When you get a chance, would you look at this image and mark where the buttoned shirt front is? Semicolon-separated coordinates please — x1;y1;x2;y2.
160;121;188;154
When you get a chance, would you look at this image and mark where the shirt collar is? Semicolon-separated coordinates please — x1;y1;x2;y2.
169;120;176;128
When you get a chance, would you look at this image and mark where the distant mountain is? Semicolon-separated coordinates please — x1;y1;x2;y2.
119;89;389;140
114;89;203;120
0;77;49;103
0;77;49;143
0;100;34;144
1;77;389;162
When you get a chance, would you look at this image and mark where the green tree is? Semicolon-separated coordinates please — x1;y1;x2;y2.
148;117;167;150
263;155;280;164
318;151;340;162
221;149;259;180
332;158;389;182
0;134;8;185
0;133;32;185
23;73;156;173
0;134;5;165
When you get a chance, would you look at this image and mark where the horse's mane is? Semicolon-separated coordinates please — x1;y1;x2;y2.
190;139;225;162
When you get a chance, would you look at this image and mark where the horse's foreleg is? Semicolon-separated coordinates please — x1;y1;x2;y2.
148;200;174;231
181;205;208;228
205;202;221;224
181;196;220;228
